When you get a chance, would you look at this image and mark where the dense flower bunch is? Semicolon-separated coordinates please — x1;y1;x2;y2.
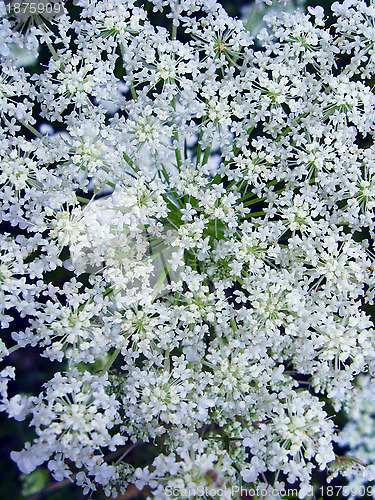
1;0;375;497
336;375;375;498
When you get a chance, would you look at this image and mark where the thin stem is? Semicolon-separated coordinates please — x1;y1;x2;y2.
77;196;90;204
101;348;120;374
164;350;170;372
8;344;21;354
130;84;137;101
114;440;142;465
244;210;266;217
45;39;60;62
172;97;182;169
196;129;204;166
151;253;173;302
22;122;43;139
245;2;259;33
201;146;211;167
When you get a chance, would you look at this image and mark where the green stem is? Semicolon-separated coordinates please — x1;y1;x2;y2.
245;210;266;217
130;84;137;100
196;129;204;166
201;146;211;167
122;151;133;166
45;39;60;62
164;350;170;371
172;97;182;169
173;130;182;168
245;2;259;32
101;348;120;374
21;122;43;138
243;196;266;206
151;255;173;302
77;196;90;204
243;186;286;206
8;344;21;354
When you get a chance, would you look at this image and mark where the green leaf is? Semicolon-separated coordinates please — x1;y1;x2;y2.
21;468;49;497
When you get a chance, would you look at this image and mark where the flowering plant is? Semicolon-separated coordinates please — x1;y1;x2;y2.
2;0;375;498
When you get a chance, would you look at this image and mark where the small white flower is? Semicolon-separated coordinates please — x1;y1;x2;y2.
241;457;265;483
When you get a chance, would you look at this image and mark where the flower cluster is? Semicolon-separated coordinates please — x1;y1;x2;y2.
1;0;375;498
9;370;124;491
334;376;375;499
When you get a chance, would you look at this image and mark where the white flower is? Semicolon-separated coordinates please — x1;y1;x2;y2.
3;394;31;421
241;457;265;483
11;442;51;474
